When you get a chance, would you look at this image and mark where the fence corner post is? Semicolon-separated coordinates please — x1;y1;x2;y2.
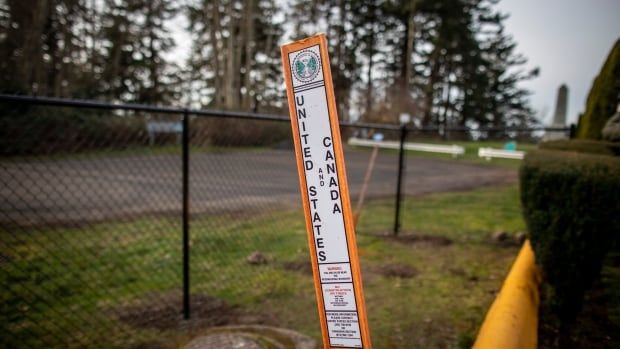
393;125;407;236
182;109;190;320
569;123;577;139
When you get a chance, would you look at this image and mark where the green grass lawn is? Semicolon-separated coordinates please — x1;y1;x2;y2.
445;139;536;166
1;185;526;348
348;139;538;168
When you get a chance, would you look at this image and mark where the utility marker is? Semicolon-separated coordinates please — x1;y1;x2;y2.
281;34;372;349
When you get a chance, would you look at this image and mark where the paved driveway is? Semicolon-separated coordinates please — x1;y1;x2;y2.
0;149;516;226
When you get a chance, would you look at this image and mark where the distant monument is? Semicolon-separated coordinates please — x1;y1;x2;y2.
545;84;569;140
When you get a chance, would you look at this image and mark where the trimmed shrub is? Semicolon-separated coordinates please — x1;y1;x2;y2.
539;139;620;156
520;150;620;326
0;106;148;156
192;118;290;148
0;106;291;156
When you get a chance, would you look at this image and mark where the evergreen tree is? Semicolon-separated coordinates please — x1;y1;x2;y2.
0;0;539;133
288;0;363;121
99;0;178;104
352;0;393;122
136;0;179;104
0;0;91;97
187;0;283;111
392;0;538;134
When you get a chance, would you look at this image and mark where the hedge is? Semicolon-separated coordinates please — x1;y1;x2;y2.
0;106;292;156
576;39;620;139
0;107;147;156
539;139;620;157
520;150;620;326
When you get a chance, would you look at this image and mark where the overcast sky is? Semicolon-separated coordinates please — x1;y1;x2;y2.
171;1;620;124
496;0;620;125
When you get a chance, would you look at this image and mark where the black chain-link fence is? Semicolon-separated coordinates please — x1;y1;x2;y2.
0;95;569;348
0;95;400;348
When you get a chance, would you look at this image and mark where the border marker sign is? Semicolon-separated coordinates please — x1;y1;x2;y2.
281;34;372;349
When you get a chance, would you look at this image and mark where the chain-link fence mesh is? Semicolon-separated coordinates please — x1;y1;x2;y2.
0;99;567;348
1;106;186;348
0;103;406;348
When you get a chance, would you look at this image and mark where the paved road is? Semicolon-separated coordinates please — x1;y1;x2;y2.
0;149;516;226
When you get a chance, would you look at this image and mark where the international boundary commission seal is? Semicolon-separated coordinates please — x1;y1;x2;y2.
292;50;321;83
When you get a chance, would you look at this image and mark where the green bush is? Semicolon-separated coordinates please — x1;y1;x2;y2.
576;39;620;139
193;118;290;147
539;139;620;156
520;150;620;325
0;106;147;156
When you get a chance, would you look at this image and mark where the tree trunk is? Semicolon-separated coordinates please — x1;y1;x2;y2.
336;0;347;120
395;0;416;116
11;0;49;93
242;0;254;109
441;67;453;140
422;47;441;126
207;0;222;107
365;3;375;118
224;0;235;109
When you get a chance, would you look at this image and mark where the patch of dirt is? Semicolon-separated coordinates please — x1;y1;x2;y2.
489;233;523;248
130;340;170;349
114;293;273;331
0;252;12;266
378;232;453;247
375;263;418;278
448;267;479;283
281;259;313;276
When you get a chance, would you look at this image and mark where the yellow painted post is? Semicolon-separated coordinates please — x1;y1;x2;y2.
473;240;541;349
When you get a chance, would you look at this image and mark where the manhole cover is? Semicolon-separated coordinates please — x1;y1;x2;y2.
183;325;318;349
185;333;264;349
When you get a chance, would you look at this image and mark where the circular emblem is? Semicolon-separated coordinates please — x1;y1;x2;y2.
292;50;321;83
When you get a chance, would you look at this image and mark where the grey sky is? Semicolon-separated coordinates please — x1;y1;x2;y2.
497;0;620;125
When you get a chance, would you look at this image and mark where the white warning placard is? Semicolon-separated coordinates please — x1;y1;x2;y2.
281;34;371;349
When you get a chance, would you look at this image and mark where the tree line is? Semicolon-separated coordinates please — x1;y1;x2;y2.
0;0;540;130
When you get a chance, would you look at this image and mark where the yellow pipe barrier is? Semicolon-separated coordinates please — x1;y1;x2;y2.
473;240;541;349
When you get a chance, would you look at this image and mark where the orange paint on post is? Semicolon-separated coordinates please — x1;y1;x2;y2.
281;34;372;349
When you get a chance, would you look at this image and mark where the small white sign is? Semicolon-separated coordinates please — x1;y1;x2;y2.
288;45;363;347
282;35;369;348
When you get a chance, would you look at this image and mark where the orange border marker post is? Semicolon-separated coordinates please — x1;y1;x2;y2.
281;34;372;349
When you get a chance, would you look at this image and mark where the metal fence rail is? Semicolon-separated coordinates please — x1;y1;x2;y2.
0;94;572;133
0;94;570;348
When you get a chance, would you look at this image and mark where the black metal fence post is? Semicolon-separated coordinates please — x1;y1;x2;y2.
393;125;407;236
182;109;190;319
0;93;583;347
569;123;577;139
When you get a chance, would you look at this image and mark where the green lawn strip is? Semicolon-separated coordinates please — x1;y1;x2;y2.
358;184;525;242
347;140;537;168
449;140;537;168
1;185;523;348
1;218;183;347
